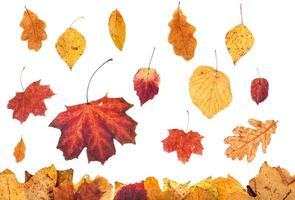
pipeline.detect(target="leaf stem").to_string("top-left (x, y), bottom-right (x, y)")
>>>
top-left (256, 68), bottom-right (261, 78)
top-left (86, 58), bottom-right (113, 103)
top-left (240, 3), bottom-right (244, 24)
top-left (186, 110), bottom-right (190, 132)
top-left (20, 66), bottom-right (26, 91)
top-left (70, 16), bottom-right (84, 28)
top-left (214, 50), bottom-right (218, 72)
top-left (148, 47), bottom-right (156, 68)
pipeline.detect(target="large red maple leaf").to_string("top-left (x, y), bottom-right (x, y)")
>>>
top-left (162, 129), bottom-right (204, 163)
top-left (49, 95), bottom-right (137, 164)
top-left (7, 80), bottom-right (54, 123)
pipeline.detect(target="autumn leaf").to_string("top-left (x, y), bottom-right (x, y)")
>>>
top-left (114, 182), bottom-right (148, 200)
top-left (8, 80), bottom-right (54, 123)
top-left (251, 77), bottom-right (269, 105)
top-left (56, 17), bottom-right (86, 70)
top-left (224, 119), bottom-right (277, 162)
top-left (14, 137), bottom-right (26, 163)
top-left (196, 177), bottom-right (219, 199)
top-left (53, 182), bottom-right (74, 200)
top-left (144, 177), bottom-right (176, 200)
top-left (189, 66), bottom-right (232, 118)
top-left (20, 7), bottom-right (47, 51)
top-left (226, 5), bottom-right (254, 65)
top-left (168, 3), bottom-right (197, 61)
top-left (133, 48), bottom-right (160, 105)
top-left (109, 9), bottom-right (126, 50)
top-left (213, 176), bottom-right (245, 200)
top-left (0, 169), bottom-right (26, 199)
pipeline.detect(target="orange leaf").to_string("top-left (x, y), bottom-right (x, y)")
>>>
top-left (13, 137), bottom-right (26, 163)
top-left (20, 7), bottom-right (47, 51)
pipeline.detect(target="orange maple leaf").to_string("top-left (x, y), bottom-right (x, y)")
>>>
top-left (8, 80), bottom-right (54, 123)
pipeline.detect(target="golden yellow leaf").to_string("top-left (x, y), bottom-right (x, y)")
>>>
top-left (225, 24), bottom-right (254, 65)
top-left (20, 7), bottom-right (47, 51)
top-left (144, 177), bottom-right (176, 200)
top-left (224, 119), bottom-right (277, 162)
top-left (109, 9), bottom-right (126, 51)
top-left (196, 177), bottom-right (218, 199)
top-left (0, 169), bottom-right (26, 200)
top-left (13, 137), bottom-right (26, 163)
top-left (189, 66), bottom-right (232, 118)
top-left (226, 191), bottom-right (253, 200)
top-left (213, 176), bottom-right (245, 200)
top-left (56, 22), bottom-right (86, 70)
top-left (185, 187), bottom-right (215, 200)
top-left (163, 178), bottom-right (191, 198)
top-left (168, 4), bottom-right (197, 61)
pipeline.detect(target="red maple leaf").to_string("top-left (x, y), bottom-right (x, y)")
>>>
top-left (7, 80), bottom-right (54, 123)
top-left (251, 78), bottom-right (269, 105)
top-left (133, 68), bottom-right (160, 106)
top-left (114, 182), bottom-right (147, 200)
top-left (49, 95), bottom-right (137, 164)
top-left (162, 129), bottom-right (204, 163)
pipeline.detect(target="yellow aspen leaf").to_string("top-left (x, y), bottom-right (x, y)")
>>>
top-left (56, 18), bottom-right (86, 70)
top-left (13, 137), bottom-right (26, 163)
top-left (224, 119), bottom-right (277, 162)
top-left (213, 176), bottom-right (245, 200)
top-left (20, 7), bottom-right (47, 51)
top-left (168, 4), bottom-right (197, 61)
top-left (109, 9), bottom-right (126, 50)
top-left (189, 66), bottom-right (232, 118)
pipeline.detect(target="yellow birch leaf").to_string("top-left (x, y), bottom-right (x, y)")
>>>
top-left (56, 19), bottom-right (86, 70)
top-left (109, 9), bottom-right (126, 50)
top-left (13, 137), bottom-right (26, 163)
top-left (189, 66), bottom-right (232, 118)
top-left (168, 4), bottom-right (197, 61)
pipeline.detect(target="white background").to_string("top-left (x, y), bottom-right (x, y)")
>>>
top-left (0, 0), bottom-right (294, 187)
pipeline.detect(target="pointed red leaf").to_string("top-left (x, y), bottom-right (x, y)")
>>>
top-left (162, 129), bottom-right (204, 163)
top-left (7, 80), bottom-right (54, 123)
top-left (114, 182), bottom-right (147, 200)
top-left (49, 95), bottom-right (137, 164)
top-left (133, 68), bottom-right (160, 105)
top-left (251, 78), bottom-right (269, 105)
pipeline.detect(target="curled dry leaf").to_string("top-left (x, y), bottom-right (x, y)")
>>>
top-left (109, 9), bottom-right (126, 51)
top-left (224, 119), bottom-right (277, 162)
top-left (20, 7), bottom-right (47, 51)
top-left (56, 26), bottom-right (86, 70)
top-left (189, 66), bottom-right (232, 118)
top-left (226, 24), bottom-right (254, 65)
top-left (133, 68), bottom-right (160, 105)
top-left (7, 80), bottom-right (55, 123)
top-left (168, 5), bottom-right (197, 61)
top-left (49, 95), bottom-right (137, 164)
top-left (251, 78), bottom-right (269, 105)
top-left (162, 129), bottom-right (204, 163)
top-left (14, 137), bottom-right (26, 163)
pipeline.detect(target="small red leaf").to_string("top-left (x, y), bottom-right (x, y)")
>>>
top-left (133, 68), bottom-right (160, 106)
top-left (251, 78), bottom-right (269, 105)
top-left (114, 182), bottom-right (147, 200)
top-left (7, 80), bottom-right (54, 123)
top-left (162, 129), bottom-right (204, 163)
top-left (49, 95), bottom-right (137, 164)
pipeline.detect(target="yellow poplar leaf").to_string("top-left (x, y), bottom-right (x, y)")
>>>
top-left (109, 9), bottom-right (126, 50)
top-left (168, 5), bottom-right (197, 61)
top-left (225, 24), bottom-right (254, 65)
top-left (13, 137), bottom-right (26, 163)
top-left (189, 66), bottom-right (232, 118)
top-left (213, 175), bottom-right (244, 200)
top-left (196, 177), bottom-right (219, 199)
top-left (56, 27), bottom-right (86, 70)
top-left (0, 169), bottom-right (26, 200)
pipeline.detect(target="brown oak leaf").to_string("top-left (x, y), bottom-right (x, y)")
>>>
top-left (224, 119), bottom-right (277, 162)
top-left (49, 95), bottom-right (137, 164)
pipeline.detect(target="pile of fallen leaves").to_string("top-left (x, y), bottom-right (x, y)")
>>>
top-left (0, 162), bottom-right (294, 200)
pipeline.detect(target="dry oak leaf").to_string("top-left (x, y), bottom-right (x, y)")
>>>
top-left (0, 169), bottom-right (26, 200)
top-left (114, 181), bottom-right (148, 200)
top-left (109, 9), bottom-right (126, 51)
top-left (14, 137), bottom-right (26, 163)
top-left (56, 25), bottom-right (86, 70)
top-left (224, 119), bottom-right (277, 162)
top-left (162, 129), bottom-right (204, 163)
top-left (49, 95), bottom-right (137, 164)
top-left (8, 80), bottom-right (54, 123)
top-left (20, 7), bottom-right (47, 51)
top-left (226, 24), bottom-right (254, 65)
top-left (251, 78), bottom-right (269, 105)
top-left (248, 162), bottom-right (295, 200)
top-left (189, 66), bottom-right (232, 118)
top-left (168, 5), bottom-right (197, 61)
top-left (133, 68), bottom-right (160, 105)
top-left (213, 176), bottom-right (245, 200)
